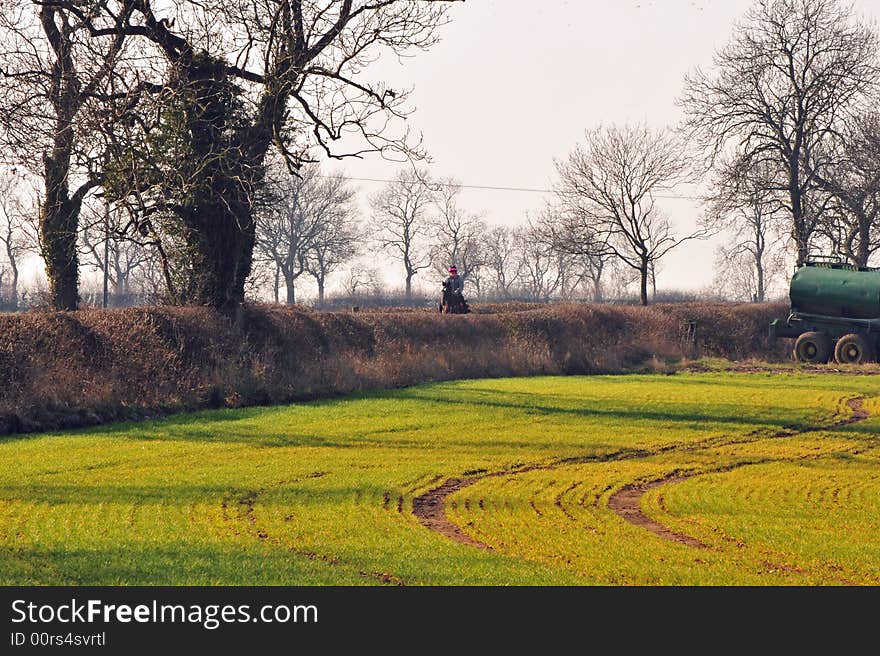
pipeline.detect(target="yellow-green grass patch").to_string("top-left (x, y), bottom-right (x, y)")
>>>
top-left (1, 372), bottom-right (879, 585)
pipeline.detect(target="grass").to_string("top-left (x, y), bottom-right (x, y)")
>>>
top-left (1, 369), bottom-right (879, 585)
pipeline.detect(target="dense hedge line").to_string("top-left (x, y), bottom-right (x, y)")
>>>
top-left (0, 301), bottom-right (790, 435)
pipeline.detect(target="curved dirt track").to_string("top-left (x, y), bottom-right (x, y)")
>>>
top-left (608, 397), bottom-right (869, 545)
top-left (411, 477), bottom-right (489, 549)
top-left (412, 396), bottom-right (871, 554)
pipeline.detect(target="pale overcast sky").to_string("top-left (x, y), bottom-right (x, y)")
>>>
top-left (334, 0), bottom-right (880, 297)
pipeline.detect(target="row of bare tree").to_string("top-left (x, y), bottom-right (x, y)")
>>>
top-left (369, 0), bottom-right (880, 308)
top-left (1, 0), bottom-right (878, 312)
top-left (368, 167), bottom-right (640, 303)
top-left (543, 0), bottom-right (880, 306)
top-left (0, 156), bottom-right (661, 308)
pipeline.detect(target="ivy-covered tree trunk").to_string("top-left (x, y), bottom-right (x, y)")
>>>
top-left (181, 197), bottom-right (256, 315)
top-left (39, 6), bottom-right (83, 311)
top-left (41, 153), bottom-right (81, 311)
top-left (162, 53), bottom-right (266, 315)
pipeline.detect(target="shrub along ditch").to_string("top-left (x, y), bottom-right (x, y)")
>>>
top-left (0, 301), bottom-right (789, 435)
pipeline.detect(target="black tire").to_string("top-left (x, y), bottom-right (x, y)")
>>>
top-left (834, 333), bottom-right (874, 365)
top-left (793, 331), bottom-right (831, 364)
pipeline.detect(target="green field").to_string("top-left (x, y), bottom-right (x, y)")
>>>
top-left (1, 370), bottom-right (879, 585)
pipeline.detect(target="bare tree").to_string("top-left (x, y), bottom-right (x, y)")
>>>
top-left (304, 176), bottom-right (361, 306)
top-left (565, 252), bottom-right (609, 302)
top-left (0, 170), bottom-right (39, 309)
top-left (371, 168), bottom-right (434, 300)
top-left (428, 178), bottom-right (486, 291)
top-left (679, 0), bottom-right (880, 267)
top-left (514, 218), bottom-right (564, 302)
top-left (811, 112), bottom-right (880, 266)
top-left (80, 200), bottom-right (151, 306)
top-left (341, 265), bottom-right (380, 298)
top-left (702, 158), bottom-right (788, 302)
top-left (554, 123), bottom-right (704, 306)
top-left (255, 165), bottom-right (358, 304)
top-left (538, 198), bottom-right (613, 303)
top-left (128, 248), bottom-right (172, 305)
top-left (0, 2), bottom-right (136, 310)
top-left (481, 224), bottom-right (522, 300)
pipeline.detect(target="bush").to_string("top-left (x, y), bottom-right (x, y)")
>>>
top-left (0, 300), bottom-right (791, 435)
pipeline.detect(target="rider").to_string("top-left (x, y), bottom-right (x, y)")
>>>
top-left (445, 265), bottom-right (464, 296)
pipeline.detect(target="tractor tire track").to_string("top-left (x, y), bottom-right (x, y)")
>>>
top-left (223, 475), bottom-right (406, 586)
top-left (412, 447), bottom-right (664, 549)
top-left (412, 477), bottom-right (488, 549)
top-left (608, 397), bottom-right (869, 545)
top-left (412, 396), bottom-right (871, 566)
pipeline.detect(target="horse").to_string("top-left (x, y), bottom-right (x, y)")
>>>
top-left (439, 279), bottom-right (470, 314)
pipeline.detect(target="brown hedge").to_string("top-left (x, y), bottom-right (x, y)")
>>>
top-left (0, 300), bottom-right (791, 435)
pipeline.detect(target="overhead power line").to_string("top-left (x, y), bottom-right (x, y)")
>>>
top-left (317, 174), bottom-right (702, 201)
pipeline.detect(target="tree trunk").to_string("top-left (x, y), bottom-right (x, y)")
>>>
top-left (38, 6), bottom-right (83, 311)
top-left (592, 275), bottom-right (602, 303)
top-left (405, 271), bottom-right (413, 300)
top-left (4, 246), bottom-right (19, 310)
top-left (755, 257), bottom-right (765, 303)
top-left (856, 217), bottom-right (870, 268)
top-left (41, 161), bottom-right (80, 311)
top-left (316, 275), bottom-right (325, 306)
top-left (639, 260), bottom-right (649, 306)
top-left (284, 272), bottom-right (295, 304)
top-left (181, 199), bottom-right (256, 314)
top-left (789, 159), bottom-right (811, 266)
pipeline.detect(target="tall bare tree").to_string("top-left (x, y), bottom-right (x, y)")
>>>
top-left (0, 2), bottom-right (133, 310)
top-left (538, 199), bottom-right (613, 303)
top-left (428, 178), bottom-right (485, 292)
top-left (79, 201), bottom-right (150, 305)
top-left (514, 217), bottom-right (565, 302)
top-left (679, 0), bottom-right (880, 267)
top-left (554, 123), bottom-right (703, 306)
top-left (811, 112), bottom-right (880, 266)
top-left (340, 264), bottom-right (380, 298)
top-left (481, 224), bottom-right (521, 300)
top-left (303, 176), bottom-right (361, 306)
top-left (702, 158), bottom-right (788, 302)
top-left (371, 168), bottom-right (434, 300)
top-left (0, 170), bottom-right (39, 310)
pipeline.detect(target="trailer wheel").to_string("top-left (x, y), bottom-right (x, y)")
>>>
top-left (834, 333), bottom-right (874, 365)
top-left (793, 331), bottom-right (831, 363)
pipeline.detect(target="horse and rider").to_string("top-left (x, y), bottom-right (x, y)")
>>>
top-left (439, 265), bottom-right (470, 314)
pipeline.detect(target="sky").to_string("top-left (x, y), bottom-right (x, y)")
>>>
top-left (325, 0), bottom-right (880, 298)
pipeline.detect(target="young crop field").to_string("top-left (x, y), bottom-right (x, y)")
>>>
top-left (1, 370), bottom-right (879, 586)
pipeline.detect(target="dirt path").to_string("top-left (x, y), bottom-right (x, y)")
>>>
top-left (411, 448), bottom-right (651, 550)
top-left (412, 396), bottom-right (870, 554)
top-left (411, 477), bottom-right (489, 549)
top-left (609, 397), bottom-right (869, 544)
top-left (607, 477), bottom-right (708, 548)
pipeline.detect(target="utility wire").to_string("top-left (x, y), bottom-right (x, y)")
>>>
top-left (317, 174), bottom-right (703, 201)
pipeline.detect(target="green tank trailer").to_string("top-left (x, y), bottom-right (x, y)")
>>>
top-left (769, 257), bottom-right (880, 364)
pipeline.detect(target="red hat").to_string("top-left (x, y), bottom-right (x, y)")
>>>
top-left (448, 266), bottom-right (457, 272)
